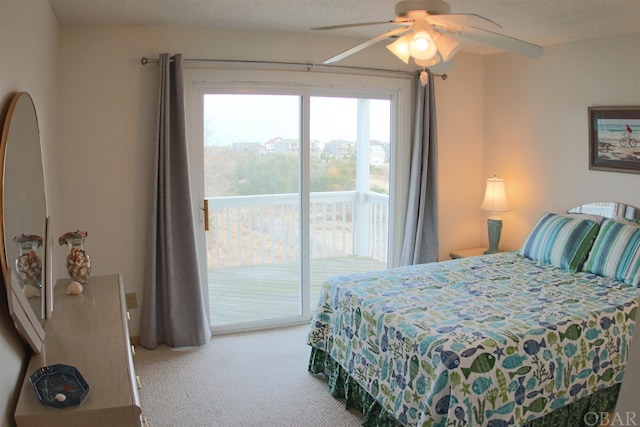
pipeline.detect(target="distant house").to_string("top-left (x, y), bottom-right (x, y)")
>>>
top-left (323, 140), bottom-right (355, 158)
top-left (233, 142), bottom-right (262, 153)
top-left (262, 137), bottom-right (321, 157)
top-left (370, 145), bottom-right (386, 165)
top-left (273, 139), bottom-right (298, 154)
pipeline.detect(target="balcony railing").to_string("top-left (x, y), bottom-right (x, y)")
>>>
top-left (206, 191), bottom-right (388, 269)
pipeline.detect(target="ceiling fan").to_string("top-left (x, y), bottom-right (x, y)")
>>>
top-left (312, 0), bottom-right (543, 66)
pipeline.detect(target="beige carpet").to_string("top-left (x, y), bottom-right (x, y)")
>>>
top-left (135, 324), bottom-right (364, 427)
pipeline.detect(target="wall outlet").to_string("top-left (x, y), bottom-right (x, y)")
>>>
top-left (125, 292), bottom-right (138, 309)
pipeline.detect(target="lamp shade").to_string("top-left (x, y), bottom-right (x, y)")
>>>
top-left (386, 35), bottom-right (412, 64)
top-left (414, 53), bottom-right (441, 67)
top-left (408, 23), bottom-right (438, 61)
top-left (480, 176), bottom-right (511, 213)
top-left (433, 32), bottom-right (461, 62)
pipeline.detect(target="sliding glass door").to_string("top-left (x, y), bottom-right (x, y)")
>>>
top-left (308, 96), bottom-right (390, 309)
top-left (195, 84), bottom-right (394, 333)
top-left (203, 94), bottom-right (302, 328)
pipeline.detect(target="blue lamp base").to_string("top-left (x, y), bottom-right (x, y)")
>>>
top-left (484, 218), bottom-right (503, 254)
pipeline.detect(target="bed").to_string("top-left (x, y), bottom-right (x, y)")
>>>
top-left (307, 207), bottom-right (640, 426)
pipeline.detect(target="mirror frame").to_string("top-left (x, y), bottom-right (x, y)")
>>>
top-left (0, 92), bottom-right (48, 353)
top-left (568, 201), bottom-right (640, 221)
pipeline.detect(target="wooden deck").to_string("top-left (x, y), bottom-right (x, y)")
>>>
top-left (208, 256), bottom-right (386, 326)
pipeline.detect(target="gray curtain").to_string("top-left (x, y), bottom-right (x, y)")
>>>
top-left (399, 72), bottom-right (439, 265)
top-left (140, 53), bottom-right (211, 349)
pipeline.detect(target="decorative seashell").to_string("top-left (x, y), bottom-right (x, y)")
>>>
top-left (54, 393), bottom-right (66, 402)
top-left (66, 281), bottom-right (84, 295)
top-left (66, 249), bottom-right (91, 284)
top-left (23, 284), bottom-right (41, 299)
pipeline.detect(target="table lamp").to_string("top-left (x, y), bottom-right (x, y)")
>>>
top-left (480, 176), bottom-right (510, 254)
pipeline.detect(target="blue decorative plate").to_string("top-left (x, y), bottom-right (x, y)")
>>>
top-left (29, 364), bottom-right (90, 408)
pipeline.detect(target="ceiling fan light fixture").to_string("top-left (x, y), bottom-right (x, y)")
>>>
top-left (317, 0), bottom-right (543, 66)
top-left (433, 31), bottom-right (461, 62)
top-left (414, 53), bottom-right (441, 67)
top-left (386, 35), bottom-right (412, 64)
top-left (409, 29), bottom-right (438, 60)
top-left (434, 33), bottom-right (461, 62)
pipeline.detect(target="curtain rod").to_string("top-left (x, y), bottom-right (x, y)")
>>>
top-left (139, 57), bottom-right (448, 80)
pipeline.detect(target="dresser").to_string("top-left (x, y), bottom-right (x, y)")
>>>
top-left (14, 274), bottom-right (144, 427)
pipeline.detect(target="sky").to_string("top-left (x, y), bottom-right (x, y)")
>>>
top-left (204, 94), bottom-right (391, 146)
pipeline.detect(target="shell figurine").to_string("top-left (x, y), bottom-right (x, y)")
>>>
top-left (23, 284), bottom-right (41, 299)
top-left (66, 280), bottom-right (84, 295)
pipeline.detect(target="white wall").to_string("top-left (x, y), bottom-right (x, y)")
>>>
top-left (484, 34), bottom-right (640, 251)
top-left (56, 26), bottom-right (640, 334)
top-left (0, 1), bottom-right (59, 425)
top-left (435, 53), bottom-right (486, 254)
top-left (55, 25), bottom-right (485, 336)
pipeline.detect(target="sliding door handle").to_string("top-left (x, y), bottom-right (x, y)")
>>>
top-left (203, 199), bottom-right (209, 231)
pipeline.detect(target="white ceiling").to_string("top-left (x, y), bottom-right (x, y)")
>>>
top-left (49, 0), bottom-right (640, 55)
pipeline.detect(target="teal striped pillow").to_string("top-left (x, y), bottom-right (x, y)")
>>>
top-left (517, 212), bottom-right (600, 272)
top-left (583, 219), bottom-right (640, 286)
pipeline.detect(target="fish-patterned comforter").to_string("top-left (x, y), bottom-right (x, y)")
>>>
top-left (307, 252), bottom-right (639, 426)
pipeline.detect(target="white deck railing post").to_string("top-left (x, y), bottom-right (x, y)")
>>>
top-left (355, 99), bottom-right (371, 258)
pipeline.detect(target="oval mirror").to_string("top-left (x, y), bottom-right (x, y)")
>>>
top-left (0, 92), bottom-right (48, 353)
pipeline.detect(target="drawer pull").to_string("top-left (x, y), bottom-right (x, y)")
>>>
top-left (131, 344), bottom-right (136, 356)
top-left (136, 375), bottom-right (142, 389)
top-left (127, 311), bottom-right (131, 321)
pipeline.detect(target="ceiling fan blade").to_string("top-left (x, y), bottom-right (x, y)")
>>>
top-left (323, 26), bottom-right (412, 64)
top-left (428, 13), bottom-right (501, 30)
top-left (312, 21), bottom-right (402, 31)
top-left (457, 26), bottom-right (543, 58)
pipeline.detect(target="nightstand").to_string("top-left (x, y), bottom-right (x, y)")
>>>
top-left (449, 247), bottom-right (488, 259)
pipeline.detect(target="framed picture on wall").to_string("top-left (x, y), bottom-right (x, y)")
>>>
top-left (589, 106), bottom-right (640, 174)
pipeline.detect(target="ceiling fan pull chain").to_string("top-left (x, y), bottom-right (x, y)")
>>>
top-left (419, 68), bottom-right (429, 86)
